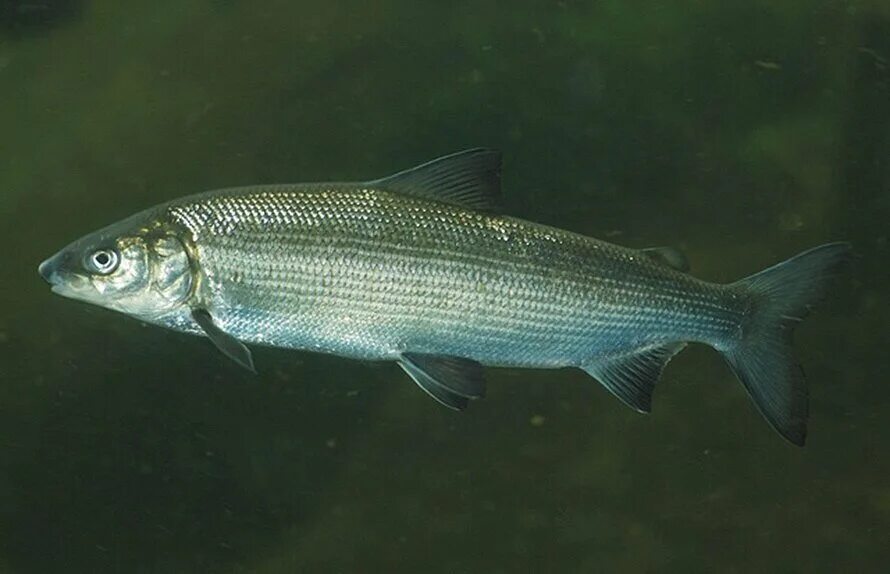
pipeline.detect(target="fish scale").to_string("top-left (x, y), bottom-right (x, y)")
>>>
top-left (166, 184), bottom-right (739, 366)
top-left (39, 148), bottom-right (851, 444)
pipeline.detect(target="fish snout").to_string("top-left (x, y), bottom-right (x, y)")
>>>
top-left (38, 251), bottom-right (66, 285)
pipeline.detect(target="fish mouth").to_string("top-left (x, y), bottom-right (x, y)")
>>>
top-left (37, 258), bottom-right (55, 285)
top-left (38, 253), bottom-right (63, 285)
top-left (50, 284), bottom-right (73, 296)
top-left (46, 274), bottom-right (93, 301)
top-left (38, 252), bottom-right (90, 298)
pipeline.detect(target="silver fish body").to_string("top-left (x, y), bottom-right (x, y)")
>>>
top-left (162, 185), bottom-right (738, 365)
top-left (38, 149), bottom-right (850, 445)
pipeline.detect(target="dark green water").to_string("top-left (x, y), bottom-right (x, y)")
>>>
top-left (1, 1), bottom-right (887, 572)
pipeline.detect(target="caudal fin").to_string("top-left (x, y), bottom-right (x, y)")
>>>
top-left (724, 242), bottom-right (852, 446)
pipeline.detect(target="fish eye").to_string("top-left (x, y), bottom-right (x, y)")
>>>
top-left (86, 249), bottom-right (120, 275)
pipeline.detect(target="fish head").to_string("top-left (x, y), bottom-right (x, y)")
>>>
top-left (38, 213), bottom-right (194, 321)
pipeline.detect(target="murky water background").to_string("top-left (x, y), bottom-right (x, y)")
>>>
top-left (1, 1), bottom-right (887, 572)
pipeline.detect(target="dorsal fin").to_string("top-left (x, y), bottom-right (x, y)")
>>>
top-left (641, 246), bottom-right (690, 272)
top-left (370, 148), bottom-right (502, 213)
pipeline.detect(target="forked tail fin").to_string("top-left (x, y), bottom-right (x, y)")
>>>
top-left (724, 242), bottom-right (852, 446)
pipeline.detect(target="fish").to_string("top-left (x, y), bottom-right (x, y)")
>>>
top-left (38, 149), bottom-right (851, 445)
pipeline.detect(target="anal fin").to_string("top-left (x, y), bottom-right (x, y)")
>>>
top-left (398, 353), bottom-right (486, 410)
top-left (581, 342), bottom-right (686, 413)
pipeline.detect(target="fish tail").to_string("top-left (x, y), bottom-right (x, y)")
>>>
top-left (722, 242), bottom-right (852, 446)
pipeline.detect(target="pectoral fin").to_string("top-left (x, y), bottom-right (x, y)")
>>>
top-left (398, 353), bottom-right (486, 410)
top-left (191, 308), bottom-right (256, 373)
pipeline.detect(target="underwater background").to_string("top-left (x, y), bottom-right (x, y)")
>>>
top-left (1, 0), bottom-right (888, 572)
